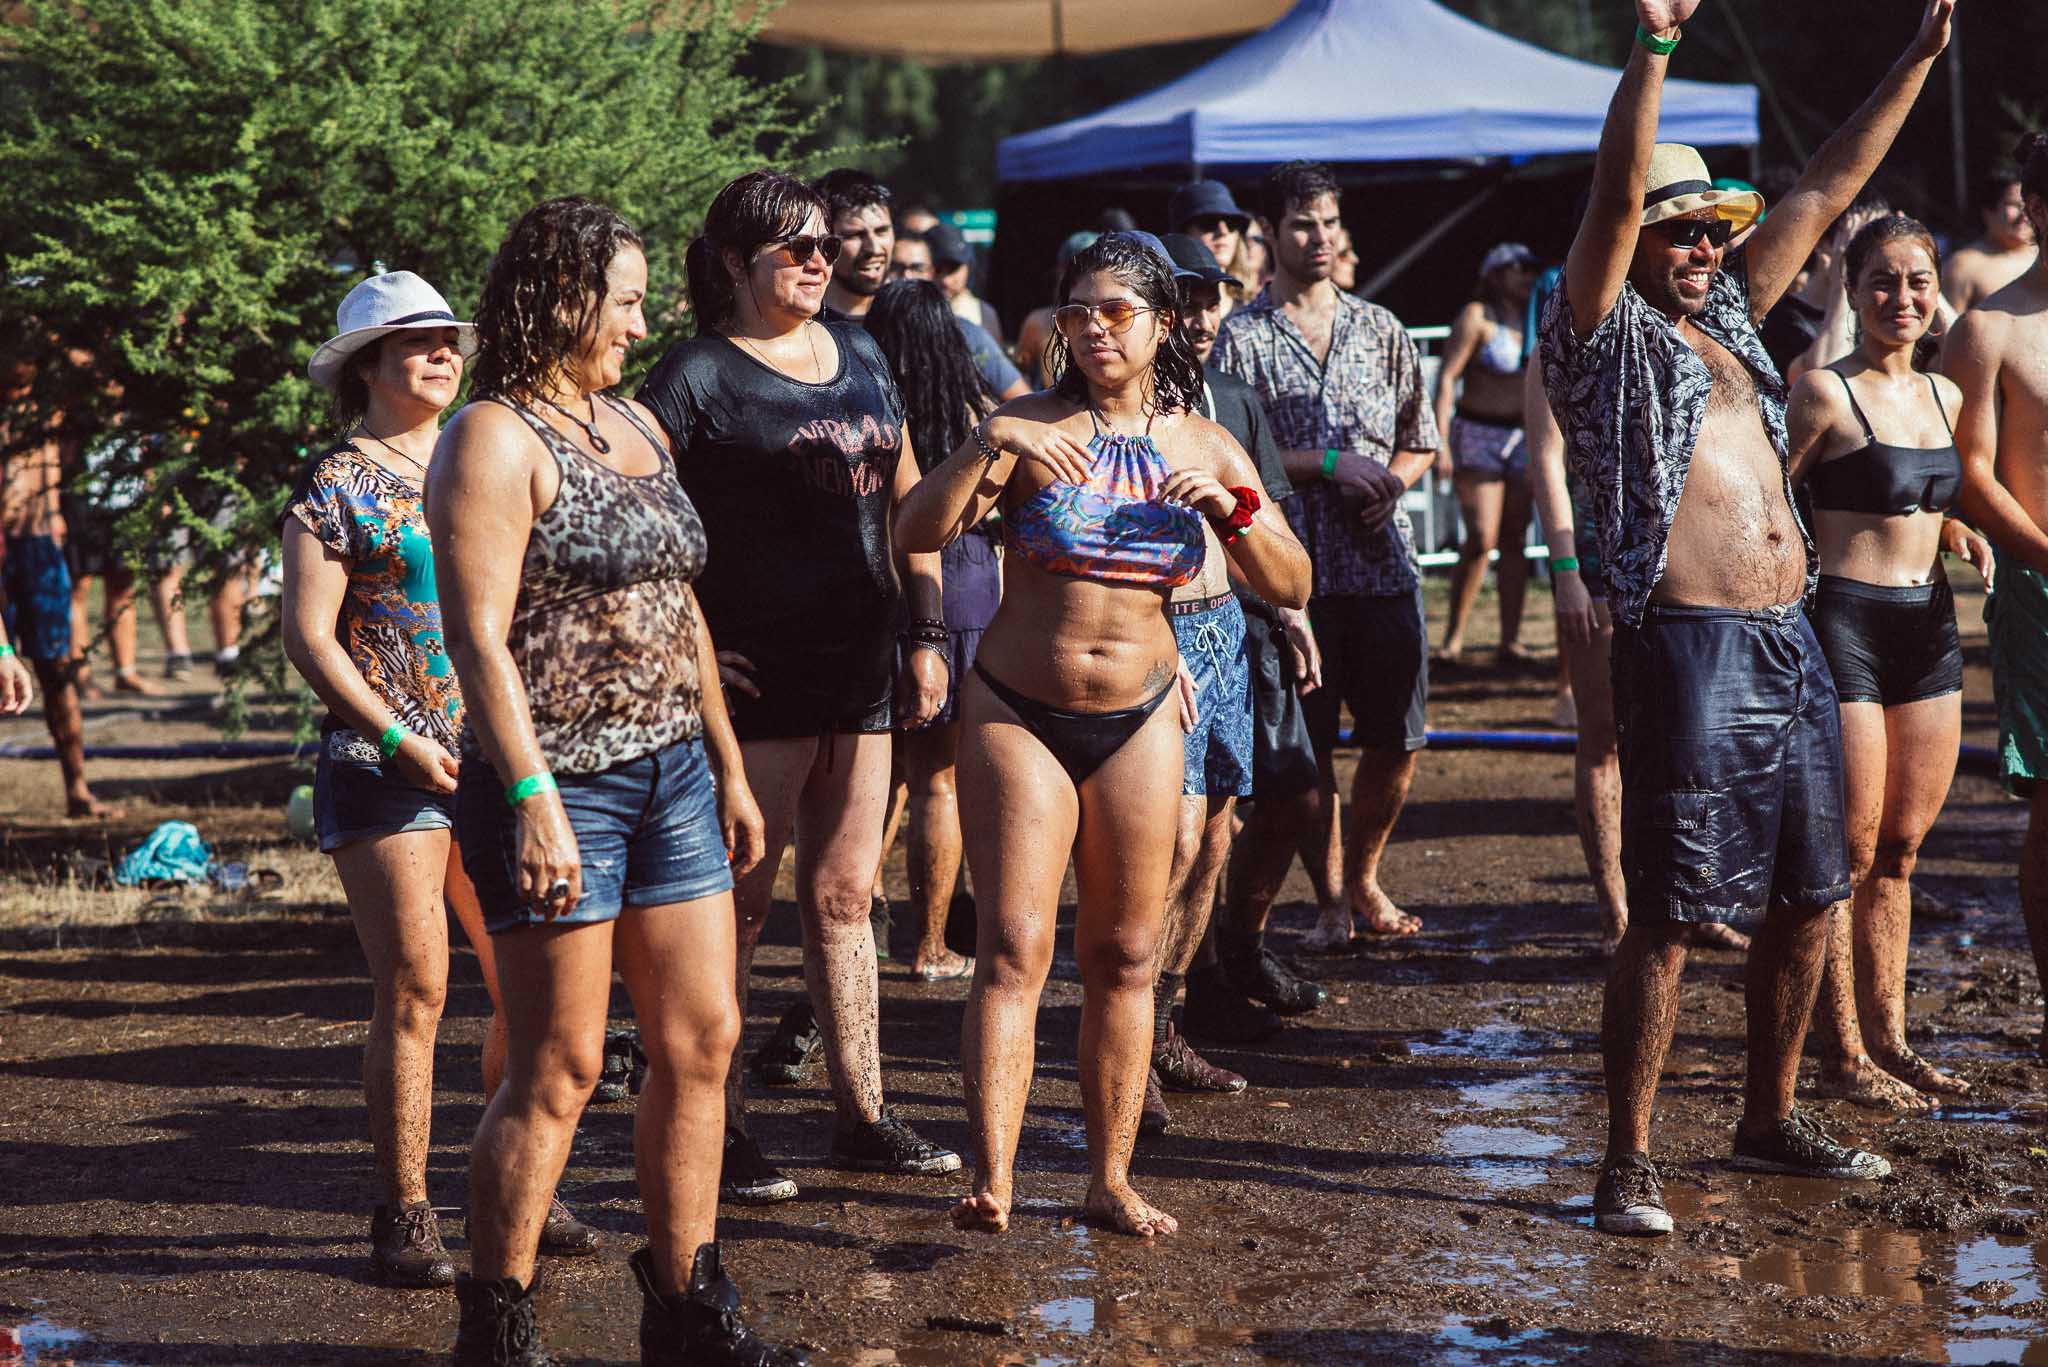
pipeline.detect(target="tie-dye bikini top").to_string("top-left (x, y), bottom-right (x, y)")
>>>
top-left (1002, 413), bottom-right (1205, 588)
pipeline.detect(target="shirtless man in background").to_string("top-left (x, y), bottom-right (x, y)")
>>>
top-left (1543, 0), bottom-right (1953, 1236)
top-left (1945, 169), bottom-right (2037, 316)
top-left (1947, 133), bottom-right (2048, 1059)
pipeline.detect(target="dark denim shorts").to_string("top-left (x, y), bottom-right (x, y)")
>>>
top-left (1240, 596), bottom-right (1321, 802)
top-left (314, 729), bottom-right (454, 853)
top-left (1173, 592), bottom-right (1253, 797)
top-left (1611, 603), bottom-right (1851, 926)
top-left (456, 735), bottom-right (734, 934)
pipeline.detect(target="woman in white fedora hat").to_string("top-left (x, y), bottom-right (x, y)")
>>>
top-left (282, 270), bottom-right (597, 1289)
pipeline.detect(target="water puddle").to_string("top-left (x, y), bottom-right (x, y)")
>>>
top-left (1412, 1025), bottom-right (1567, 1060)
top-left (1438, 1123), bottom-right (1566, 1189)
top-left (2, 1317), bottom-right (126, 1365)
top-left (1433, 1314), bottom-right (1559, 1365)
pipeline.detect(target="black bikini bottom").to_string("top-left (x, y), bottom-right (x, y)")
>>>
top-left (972, 662), bottom-right (1173, 785)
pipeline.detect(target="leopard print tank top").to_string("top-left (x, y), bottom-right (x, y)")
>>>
top-left (470, 396), bottom-right (708, 776)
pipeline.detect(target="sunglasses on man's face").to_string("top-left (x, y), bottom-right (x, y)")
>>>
top-left (1655, 217), bottom-right (1736, 250)
top-left (1054, 300), bottom-right (1159, 336)
top-left (767, 233), bottom-right (844, 267)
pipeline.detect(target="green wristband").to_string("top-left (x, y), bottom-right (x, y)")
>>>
top-left (1635, 24), bottom-right (1680, 55)
top-left (506, 771), bottom-right (558, 808)
top-left (378, 724), bottom-right (409, 760)
top-left (1322, 448), bottom-right (1340, 477)
top-left (1551, 556), bottom-right (1580, 573)
top-left (0, 643), bottom-right (14, 659)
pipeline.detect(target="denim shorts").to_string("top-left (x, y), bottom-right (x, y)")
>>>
top-left (456, 735), bottom-right (734, 934)
top-left (314, 729), bottom-right (454, 853)
top-left (1611, 603), bottom-right (1851, 926)
top-left (1173, 592), bottom-right (1253, 797)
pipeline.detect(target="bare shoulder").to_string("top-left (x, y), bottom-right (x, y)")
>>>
top-left (1942, 303), bottom-right (2012, 370)
top-left (991, 389), bottom-right (1084, 428)
top-left (618, 395), bottom-right (672, 451)
top-left (435, 400), bottom-right (543, 480)
top-left (1786, 366), bottom-right (1853, 429)
top-left (1167, 411), bottom-right (1250, 474)
top-left (1929, 370), bottom-right (1964, 415)
top-left (1451, 300), bottom-right (1489, 335)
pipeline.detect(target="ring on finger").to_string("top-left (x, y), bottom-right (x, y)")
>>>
top-left (545, 877), bottom-right (571, 903)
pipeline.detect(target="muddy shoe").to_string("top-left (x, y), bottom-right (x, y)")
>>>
top-left (368, 1199), bottom-right (454, 1287)
top-left (1593, 1153), bottom-right (1673, 1237)
top-left (1731, 1109), bottom-right (1891, 1180)
top-left (1219, 936), bottom-right (1327, 1016)
top-left (1154, 1024), bottom-right (1247, 1094)
top-left (1139, 1068), bottom-right (1171, 1137)
top-left (632, 1242), bottom-right (809, 1367)
top-left (1181, 961), bottom-right (1282, 1046)
top-left (453, 1271), bottom-right (556, 1366)
top-left (722, 1128), bottom-right (799, 1205)
top-left (749, 1001), bottom-right (821, 1087)
top-left (594, 1026), bottom-right (644, 1104)
top-left (830, 1106), bottom-right (962, 1175)
top-left (538, 1196), bottom-right (600, 1257)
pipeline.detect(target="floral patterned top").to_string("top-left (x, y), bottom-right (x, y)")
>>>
top-left (287, 443), bottom-right (463, 751)
top-left (1538, 254), bottom-right (1815, 629)
top-left (1214, 286), bottom-right (1438, 599)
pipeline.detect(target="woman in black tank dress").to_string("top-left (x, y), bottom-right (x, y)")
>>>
top-left (1787, 215), bottom-right (1992, 1113)
top-left (638, 172), bottom-right (958, 1206)
top-left (429, 197), bottom-right (800, 1366)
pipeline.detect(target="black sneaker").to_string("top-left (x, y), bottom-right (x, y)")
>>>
top-left (368, 1199), bottom-right (454, 1287)
top-left (721, 1128), bottom-right (799, 1205)
top-left (454, 1271), bottom-right (556, 1366)
top-left (1220, 938), bottom-right (1327, 1016)
top-left (594, 1026), bottom-right (645, 1104)
top-left (538, 1196), bottom-right (600, 1257)
top-left (1593, 1152), bottom-right (1674, 1237)
top-left (1731, 1109), bottom-right (1892, 1180)
top-left (633, 1243), bottom-right (809, 1367)
top-left (749, 1002), bottom-right (822, 1087)
top-left (829, 1106), bottom-right (962, 1175)
top-left (1139, 1069), bottom-right (1170, 1138)
top-left (1181, 961), bottom-right (1283, 1045)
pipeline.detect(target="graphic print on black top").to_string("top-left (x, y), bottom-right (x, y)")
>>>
top-left (637, 321), bottom-right (907, 738)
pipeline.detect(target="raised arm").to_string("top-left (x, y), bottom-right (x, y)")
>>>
top-left (1742, 0), bottom-right (1956, 318)
top-left (1946, 310), bottom-right (2048, 574)
top-left (893, 397), bottom-right (1092, 553)
top-left (1564, 0), bottom-right (1700, 338)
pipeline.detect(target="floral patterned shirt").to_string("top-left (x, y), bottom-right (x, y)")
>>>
top-left (1214, 286), bottom-right (1438, 599)
top-left (1538, 254), bottom-right (1815, 629)
top-left (287, 443), bottom-right (463, 750)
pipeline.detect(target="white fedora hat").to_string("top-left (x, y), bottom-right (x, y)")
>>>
top-left (308, 270), bottom-right (477, 390)
top-left (1641, 144), bottom-right (1765, 233)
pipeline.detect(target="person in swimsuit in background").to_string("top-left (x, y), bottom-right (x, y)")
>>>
top-left (1434, 242), bottom-right (1541, 666)
top-left (896, 232), bottom-right (1310, 1239)
top-left (1790, 215), bottom-right (1989, 1113)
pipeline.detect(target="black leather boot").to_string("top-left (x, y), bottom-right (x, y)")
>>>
top-left (451, 1272), bottom-right (555, 1366)
top-left (632, 1243), bottom-right (809, 1367)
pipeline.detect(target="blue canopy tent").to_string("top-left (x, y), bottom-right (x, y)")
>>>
top-left (996, 0), bottom-right (1759, 180)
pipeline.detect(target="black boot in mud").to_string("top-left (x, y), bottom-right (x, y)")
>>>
top-left (633, 1243), bottom-right (810, 1367)
top-left (1154, 1023), bottom-right (1248, 1094)
top-left (1593, 1152), bottom-right (1673, 1237)
top-left (452, 1272), bottom-right (556, 1367)
top-left (1731, 1109), bottom-right (1892, 1180)
top-left (537, 1196), bottom-right (600, 1257)
top-left (1139, 1068), bottom-right (1171, 1137)
top-left (749, 1002), bottom-right (822, 1086)
top-left (1218, 932), bottom-right (1327, 1015)
top-left (593, 1026), bottom-right (644, 1103)
top-left (1181, 960), bottom-right (1283, 1045)
top-left (368, 1200), bottom-right (454, 1288)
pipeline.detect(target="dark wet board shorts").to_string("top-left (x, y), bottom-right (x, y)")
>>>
top-left (313, 729), bottom-right (455, 853)
top-left (457, 735), bottom-right (734, 933)
top-left (1239, 595), bottom-right (1320, 802)
top-left (1303, 588), bottom-right (1428, 754)
top-left (2, 534), bottom-right (73, 662)
top-left (1611, 603), bottom-right (1850, 926)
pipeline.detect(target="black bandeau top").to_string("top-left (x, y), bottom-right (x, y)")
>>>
top-left (1805, 368), bottom-right (1960, 518)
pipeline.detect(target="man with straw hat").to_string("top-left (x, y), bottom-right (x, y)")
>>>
top-left (1540, 0), bottom-right (1958, 1239)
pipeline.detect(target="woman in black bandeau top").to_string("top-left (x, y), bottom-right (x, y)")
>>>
top-left (1787, 214), bottom-right (1991, 1115)
top-left (429, 197), bottom-right (800, 1367)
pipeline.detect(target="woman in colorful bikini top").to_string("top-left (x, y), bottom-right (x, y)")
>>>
top-left (896, 231), bottom-right (1311, 1244)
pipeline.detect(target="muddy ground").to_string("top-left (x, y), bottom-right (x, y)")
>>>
top-left (1, 581), bottom-right (2045, 1365)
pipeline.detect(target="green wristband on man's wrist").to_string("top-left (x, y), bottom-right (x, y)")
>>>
top-left (1551, 556), bottom-right (1580, 574)
top-left (506, 771), bottom-right (558, 808)
top-left (0, 643), bottom-right (15, 659)
top-left (378, 724), bottom-right (409, 760)
top-left (1635, 24), bottom-right (1680, 55)
top-left (1322, 448), bottom-right (1340, 478)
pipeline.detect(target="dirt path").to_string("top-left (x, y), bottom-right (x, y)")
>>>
top-left (2, 596), bottom-right (2044, 1365)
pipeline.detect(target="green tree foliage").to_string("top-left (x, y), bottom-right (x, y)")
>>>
top-left (0, 0), bottom-right (816, 721)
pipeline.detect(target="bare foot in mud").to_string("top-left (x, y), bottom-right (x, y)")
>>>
top-left (1353, 886), bottom-right (1421, 937)
top-left (1302, 903), bottom-right (1353, 954)
top-left (1684, 922), bottom-right (1750, 952)
top-left (1082, 1179), bottom-right (1178, 1238)
top-left (1816, 1057), bottom-right (1934, 1112)
top-left (952, 1183), bottom-right (1011, 1233)
top-left (1873, 1047), bottom-right (1969, 1097)
top-left (65, 793), bottom-right (124, 820)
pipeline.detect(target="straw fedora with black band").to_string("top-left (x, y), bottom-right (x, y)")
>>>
top-left (1641, 145), bottom-right (1765, 233)
top-left (307, 271), bottom-right (478, 391)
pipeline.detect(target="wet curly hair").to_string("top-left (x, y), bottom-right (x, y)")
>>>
top-left (471, 197), bottom-right (644, 402)
top-left (1046, 233), bottom-right (1204, 417)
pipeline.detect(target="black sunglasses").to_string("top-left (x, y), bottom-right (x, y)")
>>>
top-left (767, 233), bottom-right (844, 266)
top-left (1654, 217), bottom-right (1736, 250)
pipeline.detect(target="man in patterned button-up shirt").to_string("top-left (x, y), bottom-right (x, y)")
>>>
top-left (1542, 0), bottom-right (1956, 1241)
top-left (1215, 161), bottom-right (1439, 953)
